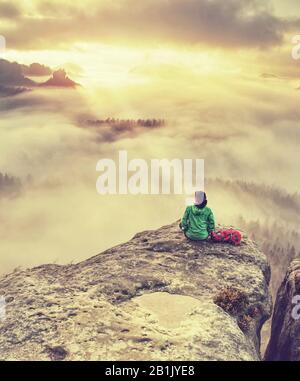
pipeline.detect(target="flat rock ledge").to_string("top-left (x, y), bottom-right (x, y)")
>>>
top-left (0, 222), bottom-right (272, 360)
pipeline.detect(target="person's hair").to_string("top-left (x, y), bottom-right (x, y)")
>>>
top-left (195, 199), bottom-right (207, 209)
top-left (195, 191), bottom-right (207, 209)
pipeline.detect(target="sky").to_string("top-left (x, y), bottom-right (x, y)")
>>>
top-left (1, 0), bottom-right (300, 278)
top-left (1, 0), bottom-right (300, 83)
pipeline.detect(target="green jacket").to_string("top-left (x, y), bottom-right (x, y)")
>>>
top-left (181, 205), bottom-right (215, 240)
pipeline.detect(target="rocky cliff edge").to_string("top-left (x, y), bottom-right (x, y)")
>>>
top-left (0, 222), bottom-right (272, 360)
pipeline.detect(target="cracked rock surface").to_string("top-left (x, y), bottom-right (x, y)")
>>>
top-left (0, 222), bottom-right (272, 360)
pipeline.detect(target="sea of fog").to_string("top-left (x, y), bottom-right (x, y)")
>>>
top-left (1, 76), bottom-right (300, 299)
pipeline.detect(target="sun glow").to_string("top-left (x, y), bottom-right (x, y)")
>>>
top-left (5, 42), bottom-right (242, 90)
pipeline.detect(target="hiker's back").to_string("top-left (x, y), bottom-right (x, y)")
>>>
top-left (188, 205), bottom-right (211, 239)
top-left (180, 191), bottom-right (215, 241)
top-left (185, 205), bottom-right (213, 240)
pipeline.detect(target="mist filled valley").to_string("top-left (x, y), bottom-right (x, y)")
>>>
top-left (1, 58), bottom-right (300, 302)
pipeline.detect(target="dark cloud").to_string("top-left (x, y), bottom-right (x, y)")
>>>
top-left (0, 1), bottom-right (20, 18)
top-left (0, 85), bottom-right (30, 97)
top-left (22, 62), bottom-right (52, 76)
top-left (134, 0), bottom-right (284, 48)
top-left (0, 93), bottom-right (46, 111)
top-left (2, 0), bottom-right (286, 49)
top-left (0, 59), bottom-right (36, 87)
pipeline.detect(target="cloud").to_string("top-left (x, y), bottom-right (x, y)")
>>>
top-left (0, 85), bottom-right (30, 97)
top-left (22, 62), bottom-right (52, 76)
top-left (1, 0), bottom-right (287, 49)
top-left (0, 59), bottom-right (35, 87)
top-left (0, 1), bottom-right (20, 18)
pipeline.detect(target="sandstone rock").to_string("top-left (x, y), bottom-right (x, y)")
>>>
top-left (265, 259), bottom-right (300, 361)
top-left (0, 222), bottom-right (272, 360)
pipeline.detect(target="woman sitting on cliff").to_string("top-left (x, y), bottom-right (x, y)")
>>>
top-left (180, 191), bottom-right (215, 241)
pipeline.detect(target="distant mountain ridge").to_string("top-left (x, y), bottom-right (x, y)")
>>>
top-left (0, 59), bottom-right (79, 96)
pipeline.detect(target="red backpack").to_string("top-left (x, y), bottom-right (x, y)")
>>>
top-left (210, 229), bottom-right (242, 246)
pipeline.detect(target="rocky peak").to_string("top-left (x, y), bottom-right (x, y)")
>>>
top-left (0, 222), bottom-right (272, 360)
top-left (40, 69), bottom-right (78, 88)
